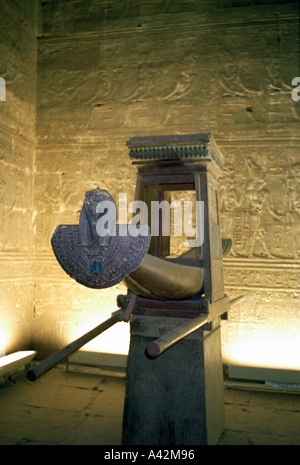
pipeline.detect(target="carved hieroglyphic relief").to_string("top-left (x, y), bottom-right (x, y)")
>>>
top-left (215, 22), bottom-right (300, 136)
top-left (33, 0), bottom-right (300, 364)
top-left (219, 145), bottom-right (300, 260)
top-left (219, 138), bottom-right (300, 369)
top-left (0, 1), bottom-right (38, 355)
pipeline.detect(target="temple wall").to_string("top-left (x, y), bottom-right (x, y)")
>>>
top-left (0, 1), bottom-right (39, 355)
top-left (32, 0), bottom-right (300, 366)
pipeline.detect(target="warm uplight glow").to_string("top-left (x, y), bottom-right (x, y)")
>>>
top-left (67, 313), bottom-right (130, 356)
top-left (82, 322), bottom-right (130, 355)
top-left (0, 331), bottom-right (7, 357)
top-left (66, 285), bottom-right (130, 356)
top-left (0, 351), bottom-right (37, 377)
top-left (222, 327), bottom-right (300, 371)
top-left (0, 321), bottom-right (24, 358)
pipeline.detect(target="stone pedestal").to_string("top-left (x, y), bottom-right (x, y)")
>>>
top-left (122, 315), bottom-right (224, 445)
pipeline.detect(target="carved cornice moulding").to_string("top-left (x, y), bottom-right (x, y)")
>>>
top-left (127, 133), bottom-right (224, 171)
top-left (223, 260), bottom-right (300, 292)
top-left (1, 252), bottom-right (299, 265)
top-left (217, 138), bottom-right (300, 148)
top-left (39, 14), bottom-right (299, 44)
top-left (0, 114), bottom-right (37, 147)
top-left (0, 252), bottom-right (298, 292)
top-left (0, 124), bottom-right (36, 147)
top-left (35, 137), bottom-right (300, 151)
top-left (223, 258), bottom-right (300, 269)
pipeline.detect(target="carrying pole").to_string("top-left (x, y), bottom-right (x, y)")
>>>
top-left (145, 314), bottom-right (209, 359)
top-left (26, 310), bottom-right (124, 382)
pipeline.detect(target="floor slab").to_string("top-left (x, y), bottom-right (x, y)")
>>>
top-left (0, 368), bottom-right (299, 445)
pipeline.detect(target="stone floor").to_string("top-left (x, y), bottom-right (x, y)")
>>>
top-left (0, 367), bottom-right (299, 445)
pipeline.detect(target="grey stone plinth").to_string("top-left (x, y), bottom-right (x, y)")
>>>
top-left (122, 315), bottom-right (224, 445)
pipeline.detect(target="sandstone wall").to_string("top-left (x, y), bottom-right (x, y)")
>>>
top-left (0, 0), bottom-right (39, 355)
top-left (33, 0), bottom-right (300, 366)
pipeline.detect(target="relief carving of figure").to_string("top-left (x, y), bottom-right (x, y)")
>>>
top-left (237, 179), bottom-right (273, 258)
